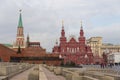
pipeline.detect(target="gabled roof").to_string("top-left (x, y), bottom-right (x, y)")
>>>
top-left (68, 35), bottom-right (77, 42)
top-left (69, 37), bottom-right (76, 42)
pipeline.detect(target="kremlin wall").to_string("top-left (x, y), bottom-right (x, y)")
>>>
top-left (0, 10), bottom-right (120, 65)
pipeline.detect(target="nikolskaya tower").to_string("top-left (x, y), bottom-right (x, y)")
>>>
top-left (13, 10), bottom-right (25, 48)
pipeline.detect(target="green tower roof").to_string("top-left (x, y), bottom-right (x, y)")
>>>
top-left (18, 10), bottom-right (23, 27)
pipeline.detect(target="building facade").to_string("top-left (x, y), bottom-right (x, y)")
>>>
top-left (87, 37), bottom-right (102, 57)
top-left (107, 52), bottom-right (120, 64)
top-left (87, 37), bottom-right (120, 57)
top-left (52, 22), bottom-right (94, 65)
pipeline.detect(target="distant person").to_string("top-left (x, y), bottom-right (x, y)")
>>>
top-left (110, 63), bottom-right (112, 68)
top-left (100, 63), bottom-right (104, 68)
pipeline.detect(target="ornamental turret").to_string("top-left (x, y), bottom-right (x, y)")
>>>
top-left (59, 20), bottom-right (67, 53)
top-left (60, 20), bottom-right (66, 44)
top-left (79, 21), bottom-right (85, 45)
top-left (80, 21), bottom-right (84, 37)
top-left (26, 34), bottom-right (30, 47)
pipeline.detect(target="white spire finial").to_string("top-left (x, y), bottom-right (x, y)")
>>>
top-left (81, 20), bottom-right (82, 26)
top-left (80, 20), bottom-right (83, 29)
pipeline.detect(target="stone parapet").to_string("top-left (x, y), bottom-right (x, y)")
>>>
top-left (0, 62), bottom-right (33, 80)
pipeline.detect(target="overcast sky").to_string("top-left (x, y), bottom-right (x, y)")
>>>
top-left (0, 0), bottom-right (120, 52)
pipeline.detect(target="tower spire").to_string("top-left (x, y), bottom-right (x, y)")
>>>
top-left (27, 34), bottom-right (30, 43)
top-left (62, 20), bottom-right (64, 29)
top-left (61, 20), bottom-right (65, 37)
top-left (60, 20), bottom-right (66, 45)
top-left (26, 34), bottom-right (30, 47)
top-left (13, 10), bottom-right (25, 49)
top-left (79, 20), bottom-right (85, 45)
top-left (18, 9), bottom-right (23, 27)
top-left (80, 20), bottom-right (83, 30)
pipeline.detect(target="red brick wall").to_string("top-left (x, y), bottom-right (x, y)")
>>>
top-left (0, 44), bottom-right (16, 61)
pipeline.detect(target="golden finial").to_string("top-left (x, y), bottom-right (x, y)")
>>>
top-left (19, 9), bottom-right (22, 13)
top-left (62, 20), bottom-right (64, 29)
top-left (81, 20), bottom-right (82, 27)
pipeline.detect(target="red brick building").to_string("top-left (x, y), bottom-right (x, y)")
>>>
top-left (52, 22), bottom-right (94, 65)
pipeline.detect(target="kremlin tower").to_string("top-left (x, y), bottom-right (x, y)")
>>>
top-left (13, 10), bottom-right (25, 49)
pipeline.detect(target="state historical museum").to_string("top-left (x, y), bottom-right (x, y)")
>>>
top-left (53, 22), bottom-right (94, 65)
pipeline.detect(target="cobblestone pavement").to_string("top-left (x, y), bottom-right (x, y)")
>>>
top-left (9, 66), bottom-right (35, 80)
top-left (42, 67), bottom-right (66, 80)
